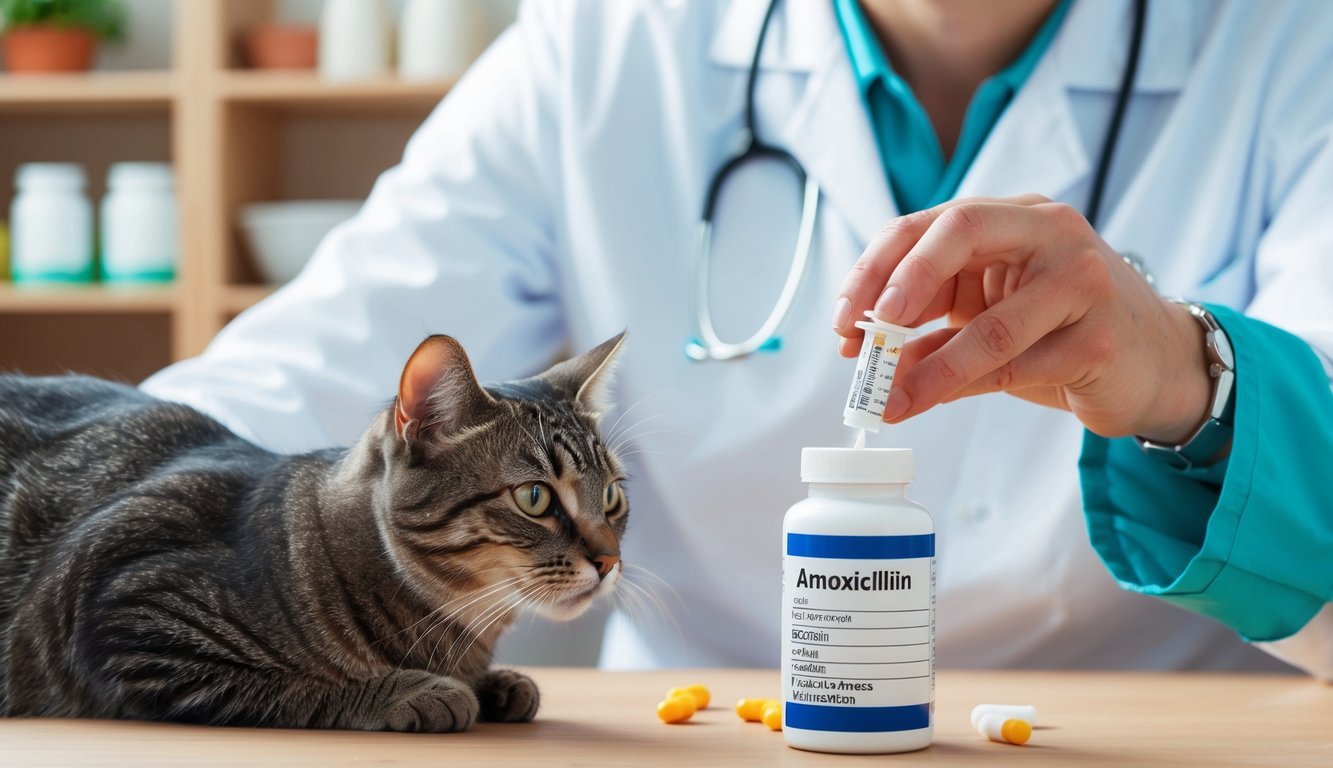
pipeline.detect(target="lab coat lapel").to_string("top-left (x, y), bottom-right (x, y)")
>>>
top-left (709, 0), bottom-right (897, 249)
top-left (707, 0), bottom-right (1195, 247)
top-left (954, 37), bottom-right (1088, 203)
top-left (781, 46), bottom-right (899, 248)
top-left (957, 0), bottom-right (1193, 205)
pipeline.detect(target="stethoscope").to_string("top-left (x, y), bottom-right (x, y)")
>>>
top-left (685, 0), bottom-right (1148, 362)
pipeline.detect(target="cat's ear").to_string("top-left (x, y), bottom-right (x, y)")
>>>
top-left (539, 331), bottom-right (626, 418)
top-left (395, 335), bottom-right (497, 445)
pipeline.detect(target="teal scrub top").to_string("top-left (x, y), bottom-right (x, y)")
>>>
top-left (835, 2), bottom-right (1333, 644)
top-left (834, 0), bottom-right (1072, 214)
top-left (1080, 306), bottom-right (1333, 643)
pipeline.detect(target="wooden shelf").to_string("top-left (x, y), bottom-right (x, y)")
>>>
top-left (0, 283), bottom-right (177, 314)
top-left (218, 72), bottom-right (452, 114)
top-left (0, 71), bottom-right (176, 113)
top-left (220, 284), bottom-right (275, 314)
top-left (0, 0), bottom-right (491, 370)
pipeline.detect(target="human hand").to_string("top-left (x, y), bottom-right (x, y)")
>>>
top-left (832, 196), bottom-right (1212, 442)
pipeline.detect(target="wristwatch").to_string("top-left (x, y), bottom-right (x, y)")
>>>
top-left (1136, 301), bottom-right (1236, 470)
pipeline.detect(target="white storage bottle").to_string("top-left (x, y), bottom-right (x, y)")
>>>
top-left (101, 162), bottom-right (178, 282)
top-left (782, 447), bottom-right (935, 754)
top-left (319, 0), bottom-right (392, 82)
top-left (399, 0), bottom-right (488, 81)
top-left (10, 163), bottom-right (93, 283)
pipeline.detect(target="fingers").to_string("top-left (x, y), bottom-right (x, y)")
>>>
top-left (942, 329), bottom-right (1079, 402)
top-left (831, 193), bottom-right (1071, 357)
top-left (833, 209), bottom-right (937, 338)
top-left (840, 276), bottom-right (959, 358)
top-left (838, 335), bottom-right (861, 358)
top-left (833, 196), bottom-right (1077, 338)
top-left (880, 202), bottom-right (1062, 326)
top-left (882, 282), bottom-right (1081, 422)
top-left (895, 326), bottom-right (959, 373)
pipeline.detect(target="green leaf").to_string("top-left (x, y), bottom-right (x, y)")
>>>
top-left (0, 0), bottom-right (127, 41)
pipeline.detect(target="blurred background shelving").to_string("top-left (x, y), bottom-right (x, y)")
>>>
top-left (0, 0), bottom-right (509, 382)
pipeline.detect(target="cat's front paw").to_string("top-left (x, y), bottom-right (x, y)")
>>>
top-left (377, 670), bottom-right (480, 733)
top-left (475, 668), bottom-right (540, 723)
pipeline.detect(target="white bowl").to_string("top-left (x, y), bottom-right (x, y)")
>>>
top-left (239, 200), bottom-right (362, 284)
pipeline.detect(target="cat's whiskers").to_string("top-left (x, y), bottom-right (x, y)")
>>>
top-left (610, 449), bottom-right (663, 463)
top-left (381, 560), bottom-right (519, 640)
top-left (617, 578), bottom-right (679, 639)
top-left (391, 574), bottom-right (528, 666)
top-left (440, 581), bottom-right (551, 675)
top-left (611, 428), bottom-right (689, 449)
top-left (606, 411), bottom-right (666, 455)
top-left (444, 572), bottom-right (576, 673)
top-left (617, 563), bottom-right (685, 640)
top-left (374, 567), bottom-right (525, 650)
top-left (624, 566), bottom-right (685, 625)
top-left (613, 576), bottom-right (650, 626)
top-left (605, 392), bottom-right (650, 448)
top-left (405, 571), bottom-right (524, 631)
top-left (436, 585), bottom-right (527, 666)
top-left (603, 388), bottom-right (665, 449)
top-left (623, 563), bottom-right (683, 603)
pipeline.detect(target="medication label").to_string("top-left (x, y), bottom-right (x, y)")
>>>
top-left (782, 532), bottom-right (935, 733)
top-left (847, 335), bottom-right (902, 415)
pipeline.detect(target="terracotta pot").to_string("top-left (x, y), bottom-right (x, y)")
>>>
top-left (244, 24), bottom-right (319, 70)
top-left (2, 25), bottom-right (97, 73)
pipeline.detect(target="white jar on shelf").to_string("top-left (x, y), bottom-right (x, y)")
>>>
top-left (319, 0), bottom-right (392, 81)
top-left (10, 163), bottom-right (94, 283)
top-left (101, 162), bottom-right (178, 283)
top-left (400, 0), bottom-right (488, 81)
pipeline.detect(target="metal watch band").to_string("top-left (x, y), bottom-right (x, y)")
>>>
top-left (1135, 301), bottom-right (1236, 471)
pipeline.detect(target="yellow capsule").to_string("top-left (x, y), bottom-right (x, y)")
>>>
top-left (761, 701), bottom-right (782, 731)
top-left (735, 697), bottom-right (767, 722)
top-left (656, 695), bottom-right (697, 724)
top-left (1000, 719), bottom-right (1032, 745)
top-left (977, 714), bottom-right (1031, 745)
top-left (667, 684), bottom-right (710, 710)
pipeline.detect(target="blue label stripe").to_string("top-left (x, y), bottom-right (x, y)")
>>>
top-left (786, 533), bottom-right (935, 559)
top-left (786, 702), bottom-right (930, 733)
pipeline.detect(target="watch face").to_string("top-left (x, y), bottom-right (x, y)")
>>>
top-left (1208, 328), bottom-right (1236, 369)
top-left (1135, 302), bottom-right (1236, 469)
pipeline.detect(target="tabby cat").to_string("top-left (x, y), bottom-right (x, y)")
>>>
top-left (0, 333), bottom-right (628, 731)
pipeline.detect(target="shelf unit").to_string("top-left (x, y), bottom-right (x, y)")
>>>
top-left (0, 284), bottom-right (176, 314)
top-left (0, 71), bottom-right (177, 111)
top-left (0, 0), bottom-right (457, 382)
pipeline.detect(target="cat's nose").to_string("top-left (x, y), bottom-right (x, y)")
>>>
top-left (591, 554), bottom-right (620, 579)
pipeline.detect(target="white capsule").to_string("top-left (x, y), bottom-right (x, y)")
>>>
top-left (970, 703), bottom-right (1037, 730)
top-left (977, 713), bottom-right (1032, 745)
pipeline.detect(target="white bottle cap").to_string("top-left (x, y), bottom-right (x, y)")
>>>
top-left (801, 447), bottom-right (913, 484)
top-left (16, 163), bottom-right (86, 191)
top-left (107, 162), bottom-right (174, 191)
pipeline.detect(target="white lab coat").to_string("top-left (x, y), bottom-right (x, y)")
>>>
top-left (144, 0), bottom-right (1333, 676)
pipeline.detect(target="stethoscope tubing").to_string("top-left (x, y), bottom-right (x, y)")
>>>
top-left (686, 0), bottom-right (1146, 362)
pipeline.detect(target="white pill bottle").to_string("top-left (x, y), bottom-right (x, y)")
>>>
top-left (782, 447), bottom-right (935, 753)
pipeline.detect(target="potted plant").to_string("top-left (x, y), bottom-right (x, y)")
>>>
top-left (1, 0), bottom-right (125, 73)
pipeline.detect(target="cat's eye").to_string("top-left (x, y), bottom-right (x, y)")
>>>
top-left (603, 481), bottom-right (623, 514)
top-left (513, 482), bottom-right (554, 517)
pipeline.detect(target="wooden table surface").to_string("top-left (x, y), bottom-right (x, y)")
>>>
top-left (2, 669), bottom-right (1330, 766)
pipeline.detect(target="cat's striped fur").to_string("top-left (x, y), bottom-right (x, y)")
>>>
top-left (0, 334), bottom-right (627, 731)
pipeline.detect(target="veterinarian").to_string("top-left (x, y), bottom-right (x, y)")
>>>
top-left (144, 0), bottom-right (1333, 678)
